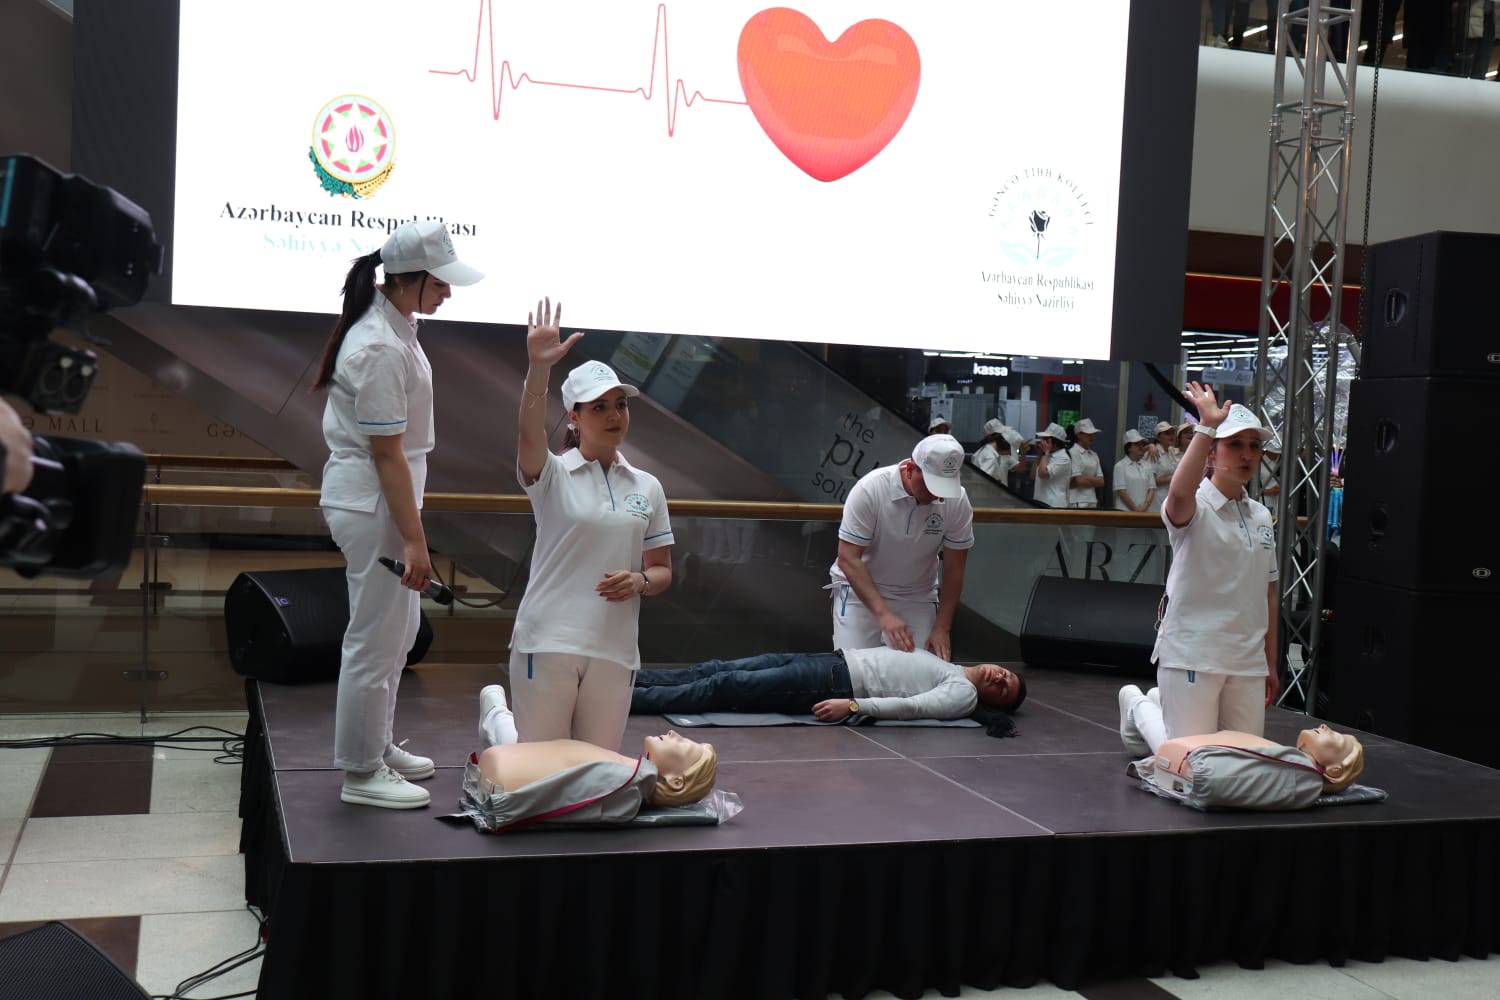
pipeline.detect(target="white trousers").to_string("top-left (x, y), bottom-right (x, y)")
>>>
top-left (508, 649), bottom-right (634, 751)
top-left (830, 585), bottom-right (937, 652)
top-left (324, 500), bottom-right (420, 773)
top-left (1156, 666), bottom-right (1265, 740)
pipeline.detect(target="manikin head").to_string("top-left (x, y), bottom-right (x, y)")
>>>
top-left (644, 731), bottom-right (718, 806)
top-left (964, 663), bottom-right (1026, 711)
top-left (1296, 724), bottom-right (1364, 793)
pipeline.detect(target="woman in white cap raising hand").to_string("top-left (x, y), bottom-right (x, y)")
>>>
top-left (1151, 382), bottom-right (1280, 742)
top-left (510, 299), bottom-right (674, 751)
top-left (313, 220), bottom-right (484, 809)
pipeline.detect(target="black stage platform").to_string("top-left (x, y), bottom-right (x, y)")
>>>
top-left (240, 664), bottom-right (1500, 999)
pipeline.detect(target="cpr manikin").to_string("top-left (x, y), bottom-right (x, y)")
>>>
top-left (460, 686), bottom-right (722, 831)
top-left (1119, 684), bottom-right (1366, 809)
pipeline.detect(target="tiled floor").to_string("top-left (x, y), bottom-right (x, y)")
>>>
top-left (2, 709), bottom-right (1498, 999)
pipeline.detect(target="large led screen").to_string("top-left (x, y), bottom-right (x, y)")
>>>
top-left (165, 0), bottom-right (1173, 360)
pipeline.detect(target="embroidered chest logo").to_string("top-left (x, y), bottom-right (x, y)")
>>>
top-left (1258, 525), bottom-right (1275, 548)
top-left (624, 493), bottom-right (651, 520)
top-left (924, 512), bottom-right (944, 534)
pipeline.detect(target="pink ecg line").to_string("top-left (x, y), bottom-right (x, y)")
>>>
top-left (430, 1), bottom-right (747, 135)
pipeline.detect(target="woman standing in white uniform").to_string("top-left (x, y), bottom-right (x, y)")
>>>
top-left (1152, 383), bottom-right (1280, 741)
top-left (512, 299), bottom-right (674, 751)
top-left (1112, 429), bottom-right (1156, 511)
top-left (314, 220), bottom-right (484, 809)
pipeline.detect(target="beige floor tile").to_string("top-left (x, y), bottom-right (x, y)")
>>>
top-left (0, 715), bottom-right (142, 739)
top-left (136, 908), bottom-right (263, 999)
top-left (1155, 959), bottom-right (1389, 999)
top-left (0, 854), bottom-right (245, 920)
top-left (0, 758), bottom-right (48, 818)
top-left (150, 756), bottom-right (243, 814)
top-left (1337, 955), bottom-right (1500, 1000)
top-left (13, 812), bottom-right (240, 864)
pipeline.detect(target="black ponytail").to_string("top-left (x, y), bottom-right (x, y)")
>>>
top-left (312, 250), bottom-right (383, 392)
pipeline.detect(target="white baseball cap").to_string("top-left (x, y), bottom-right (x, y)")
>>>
top-left (1155, 420), bottom-right (1176, 436)
top-left (1037, 422), bottom-right (1068, 442)
top-left (982, 418), bottom-right (1006, 436)
top-left (1073, 417), bottom-right (1100, 436)
top-left (561, 361), bottom-right (640, 410)
top-left (380, 220), bottom-right (484, 285)
top-left (1123, 429), bottom-right (1145, 444)
top-left (1001, 428), bottom-right (1026, 450)
top-left (911, 434), bottom-right (964, 499)
top-left (1215, 405), bottom-right (1273, 442)
top-left (928, 415), bottom-right (951, 430)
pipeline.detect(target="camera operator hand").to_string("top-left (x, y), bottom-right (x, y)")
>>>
top-left (1, 400), bottom-right (34, 494)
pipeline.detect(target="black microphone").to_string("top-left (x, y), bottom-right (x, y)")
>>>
top-left (378, 557), bottom-right (454, 605)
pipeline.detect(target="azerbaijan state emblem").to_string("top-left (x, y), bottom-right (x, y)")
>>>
top-left (309, 95), bottom-right (395, 198)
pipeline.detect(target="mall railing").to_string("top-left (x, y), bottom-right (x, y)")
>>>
top-left (0, 469), bottom-right (1173, 717)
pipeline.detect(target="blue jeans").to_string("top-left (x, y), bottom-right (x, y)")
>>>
top-left (631, 651), bottom-right (853, 715)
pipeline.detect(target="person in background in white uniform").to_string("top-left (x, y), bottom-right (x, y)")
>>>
top-left (1112, 429), bottom-right (1157, 512)
top-left (1152, 383), bottom-right (1280, 741)
top-left (1146, 420), bottom-right (1179, 513)
top-left (1066, 417), bottom-right (1105, 509)
top-left (829, 435), bottom-right (975, 660)
top-left (1030, 422), bottom-right (1072, 508)
top-left (1257, 437), bottom-right (1283, 501)
top-left (313, 220), bottom-right (484, 809)
top-left (972, 418), bottom-right (1008, 480)
top-left (513, 300), bottom-right (674, 751)
top-left (927, 415), bottom-right (951, 436)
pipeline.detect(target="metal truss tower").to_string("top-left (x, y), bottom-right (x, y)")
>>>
top-left (1252, 0), bottom-right (1362, 713)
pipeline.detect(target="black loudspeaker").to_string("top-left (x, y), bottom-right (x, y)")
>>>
top-left (1019, 575), bottom-right (1163, 674)
top-left (1327, 577), bottom-right (1500, 768)
top-left (0, 921), bottom-right (150, 1000)
top-left (224, 567), bottom-right (433, 684)
top-left (1360, 230), bottom-right (1500, 381)
top-left (1338, 376), bottom-right (1499, 593)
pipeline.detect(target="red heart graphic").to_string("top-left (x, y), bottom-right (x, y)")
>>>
top-left (737, 8), bottom-right (921, 182)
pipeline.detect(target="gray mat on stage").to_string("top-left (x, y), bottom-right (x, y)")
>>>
top-left (663, 712), bottom-right (980, 728)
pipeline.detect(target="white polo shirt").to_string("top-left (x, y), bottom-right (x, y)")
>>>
top-left (1150, 449), bottom-right (1180, 512)
top-left (511, 449), bottom-right (673, 670)
top-left (320, 294), bottom-right (433, 513)
top-left (1112, 456), bottom-right (1155, 510)
top-left (829, 465), bottom-right (974, 602)
top-left (1066, 444), bottom-right (1102, 508)
top-left (1152, 478), bottom-right (1279, 676)
top-left (1033, 447), bottom-right (1072, 508)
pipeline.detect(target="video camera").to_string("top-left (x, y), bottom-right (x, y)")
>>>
top-left (1, 154), bottom-right (163, 578)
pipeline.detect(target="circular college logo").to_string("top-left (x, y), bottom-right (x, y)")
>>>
top-left (310, 95), bottom-right (396, 199)
top-left (624, 493), bottom-right (651, 516)
top-left (987, 167), bottom-right (1093, 267)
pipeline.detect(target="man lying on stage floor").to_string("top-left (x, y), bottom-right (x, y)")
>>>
top-left (627, 648), bottom-right (1026, 722)
top-left (1117, 683), bottom-right (1371, 811)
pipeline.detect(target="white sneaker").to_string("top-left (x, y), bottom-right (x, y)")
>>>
top-left (1212, 34), bottom-right (1229, 48)
top-left (382, 739), bottom-right (435, 781)
top-left (1147, 687), bottom-right (1161, 708)
top-left (341, 765), bottom-right (431, 809)
top-left (1118, 685), bottom-right (1150, 757)
top-left (478, 685), bottom-right (512, 746)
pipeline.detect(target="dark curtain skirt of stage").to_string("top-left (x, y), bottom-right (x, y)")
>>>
top-left (239, 699), bottom-right (1500, 999)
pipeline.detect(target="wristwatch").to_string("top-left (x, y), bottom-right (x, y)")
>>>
top-left (847, 699), bottom-right (860, 716)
